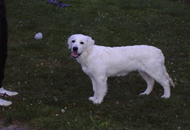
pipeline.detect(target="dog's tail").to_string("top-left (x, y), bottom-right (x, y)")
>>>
top-left (163, 66), bottom-right (175, 87)
top-left (160, 51), bottom-right (175, 88)
top-left (170, 78), bottom-right (175, 88)
top-left (168, 76), bottom-right (175, 88)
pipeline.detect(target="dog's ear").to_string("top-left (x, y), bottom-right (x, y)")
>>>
top-left (86, 36), bottom-right (95, 50)
top-left (67, 35), bottom-right (73, 49)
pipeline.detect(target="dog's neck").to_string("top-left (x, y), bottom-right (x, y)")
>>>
top-left (75, 45), bottom-right (95, 70)
top-left (76, 51), bottom-right (88, 65)
top-left (76, 48), bottom-right (92, 69)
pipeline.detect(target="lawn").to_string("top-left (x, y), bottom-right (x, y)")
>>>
top-left (0, 0), bottom-right (190, 129)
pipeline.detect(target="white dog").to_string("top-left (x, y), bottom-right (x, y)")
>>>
top-left (67, 34), bottom-right (175, 104)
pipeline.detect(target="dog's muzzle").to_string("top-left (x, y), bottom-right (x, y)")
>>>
top-left (70, 47), bottom-right (81, 58)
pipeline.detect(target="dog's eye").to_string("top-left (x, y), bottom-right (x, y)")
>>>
top-left (72, 40), bottom-right (75, 43)
top-left (80, 42), bottom-right (84, 44)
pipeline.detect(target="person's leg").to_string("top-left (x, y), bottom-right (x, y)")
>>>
top-left (0, 6), bottom-right (17, 106)
top-left (0, 5), bottom-right (7, 88)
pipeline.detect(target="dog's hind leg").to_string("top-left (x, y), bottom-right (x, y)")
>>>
top-left (156, 77), bottom-right (170, 98)
top-left (145, 69), bottom-right (171, 98)
top-left (159, 66), bottom-right (172, 98)
top-left (139, 71), bottom-right (155, 96)
top-left (92, 76), bottom-right (108, 104)
top-left (160, 81), bottom-right (170, 98)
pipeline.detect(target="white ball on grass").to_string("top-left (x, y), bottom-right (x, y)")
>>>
top-left (34, 32), bottom-right (43, 39)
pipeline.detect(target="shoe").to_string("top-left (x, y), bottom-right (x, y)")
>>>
top-left (47, 0), bottom-right (58, 4)
top-left (47, 0), bottom-right (70, 7)
top-left (0, 98), bottom-right (12, 106)
top-left (0, 87), bottom-right (18, 96)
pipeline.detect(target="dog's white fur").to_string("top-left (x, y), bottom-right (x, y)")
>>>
top-left (67, 34), bottom-right (175, 104)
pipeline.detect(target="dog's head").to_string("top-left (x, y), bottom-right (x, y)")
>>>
top-left (67, 34), bottom-right (95, 58)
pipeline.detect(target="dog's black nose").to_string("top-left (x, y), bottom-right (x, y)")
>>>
top-left (73, 47), bottom-right (78, 52)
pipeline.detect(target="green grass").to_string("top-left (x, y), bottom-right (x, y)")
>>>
top-left (0, 0), bottom-right (190, 129)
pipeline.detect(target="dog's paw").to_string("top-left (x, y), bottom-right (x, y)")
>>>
top-left (89, 96), bottom-right (96, 101)
top-left (93, 99), bottom-right (103, 105)
top-left (139, 92), bottom-right (148, 96)
top-left (161, 94), bottom-right (170, 99)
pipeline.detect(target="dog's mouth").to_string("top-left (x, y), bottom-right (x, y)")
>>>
top-left (70, 52), bottom-right (81, 58)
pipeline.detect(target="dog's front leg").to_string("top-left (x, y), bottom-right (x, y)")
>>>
top-left (89, 77), bottom-right (98, 102)
top-left (92, 76), bottom-right (108, 104)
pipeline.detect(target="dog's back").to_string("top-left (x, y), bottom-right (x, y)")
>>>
top-left (91, 45), bottom-right (162, 76)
